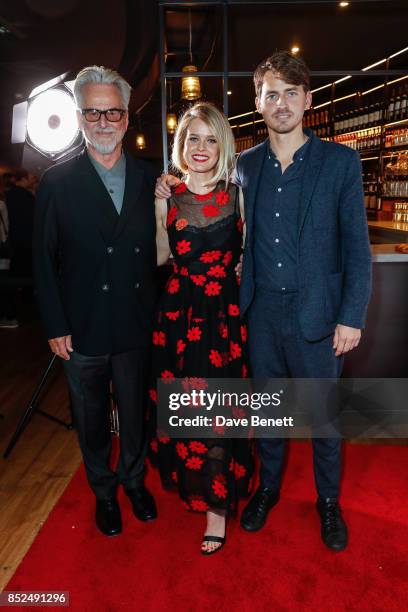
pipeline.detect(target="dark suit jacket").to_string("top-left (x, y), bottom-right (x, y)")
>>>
top-left (236, 132), bottom-right (372, 341)
top-left (33, 150), bottom-right (157, 355)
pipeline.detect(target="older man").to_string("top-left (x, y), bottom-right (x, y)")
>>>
top-left (34, 66), bottom-right (157, 536)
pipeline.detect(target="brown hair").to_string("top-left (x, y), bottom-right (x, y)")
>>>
top-left (253, 51), bottom-right (310, 97)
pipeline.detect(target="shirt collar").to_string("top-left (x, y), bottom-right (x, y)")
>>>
top-left (267, 130), bottom-right (311, 163)
top-left (88, 151), bottom-right (126, 177)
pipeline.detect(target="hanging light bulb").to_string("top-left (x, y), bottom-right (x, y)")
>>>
top-left (181, 9), bottom-right (201, 101)
top-left (181, 65), bottom-right (201, 100)
top-left (166, 113), bottom-right (178, 134)
top-left (135, 133), bottom-right (146, 150)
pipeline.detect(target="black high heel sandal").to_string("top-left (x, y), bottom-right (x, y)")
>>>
top-left (201, 534), bottom-right (226, 555)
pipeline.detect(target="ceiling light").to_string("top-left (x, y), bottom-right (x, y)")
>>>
top-left (181, 65), bottom-right (202, 100)
top-left (291, 46), bottom-right (300, 55)
top-left (166, 113), bottom-right (177, 134)
top-left (135, 133), bottom-right (146, 150)
top-left (227, 91), bottom-right (232, 95)
top-left (339, 2), bottom-right (349, 7)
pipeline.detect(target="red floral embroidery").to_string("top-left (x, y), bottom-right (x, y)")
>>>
top-left (176, 441), bottom-right (188, 460)
top-left (177, 339), bottom-right (186, 354)
top-left (173, 262), bottom-right (178, 273)
top-left (190, 274), bottom-right (206, 286)
top-left (171, 471), bottom-right (178, 483)
top-left (200, 250), bottom-right (222, 263)
top-left (149, 389), bottom-right (157, 403)
top-left (150, 439), bottom-right (158, 453)
top-left (202, 204), bottom-right (221, 218)
top-left (174, 182), bottom-right (187, 194)
top-left (186, 456), bottom-right (204, 470)
top-left (212, 475), bottom-right (228, 499)
top-left (194, 192), bottom-right (213, 202)
top-left (176, 218), bottom-right (188, 231)
top-left (158, 432), bottom-right (170, 443)
top-left (205, 281), bottom-right (222, 296)
top-left (207, 265), bottom-right (226, 278)
top-left (230, 341), bottom-right (242, 359)
top-left (219, 323), bottom-right (228, 339)
top-left (165, 310), bottom-right (180, 320)
top-left (190, 497), bottom-right (209, 512)
top-left (242, 364), bottom-right (248, 378)
top-left (189, 441), bottom-right (208, 454)
top-left (223, 251), bottom-right (233, 266)
top-left (188, 377), bottom-right (209, 391)
top-left (215, 190), bottom-right (229, 206)
top-left (153, 331), bottom-right (166, 346)
top-left (167, 278), bottom-right (180, 294)
top-left (209, 349), bottom-right (223, 368)
top-left (167, 205), bottom-right (177, 226)
top-left (228, 303), bottom-right (240, 316)
top-left (187, 326), bottom-right (202, 342)
top-left (180, 266), bottom-right (189, 276)
top-left (234, 463), bottom-right (246, 479)
top-left (161, 370), bottom-right (175, 383)
top-left (176, 240), bottom-right (191, 255)
top-left (240, 324), bottom-right (247, 342)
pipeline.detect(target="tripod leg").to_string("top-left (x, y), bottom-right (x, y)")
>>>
top-left (3, 354), bottom-right (58, 458)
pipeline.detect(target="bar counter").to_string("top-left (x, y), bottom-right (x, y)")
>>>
top-left (368, 220), bottom-right (408, 244)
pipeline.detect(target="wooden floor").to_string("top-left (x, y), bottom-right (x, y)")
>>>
top-left (0, 301), bottom-right (406, 591)
top-left (0, 302), bottom-right (81, 590)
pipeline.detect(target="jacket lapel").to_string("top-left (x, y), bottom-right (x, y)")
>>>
top-left (76, 150), bottom-right (119, 244)
top-left (112, 153), bottom-right (144, 241)
top-left (297, 133), bottom-right (325, 238)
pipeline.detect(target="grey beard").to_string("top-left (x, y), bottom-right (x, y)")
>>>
top-left (85, 131), bottom-right (124, 154)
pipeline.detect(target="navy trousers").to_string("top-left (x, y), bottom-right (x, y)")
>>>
top-left (248, 288), bottom-right (343, 499)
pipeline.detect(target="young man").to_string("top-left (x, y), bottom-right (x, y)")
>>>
top-left (155, 51), bottom-right (372, 551)
top-left (34, 66), bottom-right (158, 537)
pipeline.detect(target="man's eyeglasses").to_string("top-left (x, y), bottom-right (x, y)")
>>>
top-left (80, 108), bottom-right (127, 123)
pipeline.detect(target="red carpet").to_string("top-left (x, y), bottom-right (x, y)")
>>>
top-left (6, 443), bottom-right (408, 611)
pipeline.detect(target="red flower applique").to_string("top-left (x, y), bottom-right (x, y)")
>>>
top-left (177, 339), bottom-right (186, 354)
top-left (180, 266), bottom-right (189, 276)
top-left (190, 274), bottom-right (206, 286)
top-left (165, 310), bottom-right (180, 320)
top-left (205, 281), bottom-right (222, 296)
top-left (242, 364), bottom-right (248, 378)
top-left (200, 250), bottom-right (222, 263)
top-left (167, 278), bottom-right (180, 294)
top-left (176, 240), bottom-right (191, 255)
top-left (174, 182), bottom-right (187, 194)
top-left (240, 324), bottom-right (247, 342)
top-left (202, 204), bottom-right (221, 218)
top-left (219, 323), bottom-right (228, 339)
top-left (187, 326), bottom-right (202, 342)
top-left (153, 331), bottom-right (166, 346)
top-left (173, 262), bottom-right (179, 273)
top-left (176, 442), bottom-right (188, 460)
top-left (189, 441), bottom-right (208, 454)
top-left (171, 471), bottom-right (178, 483)
top-left (234, 463), bottom-right (246, 479)
top-left (176, 218), bottom-right (188, 231)
top-left (186, 456), bottom-right (204, 470)
top-left (167, 205), bottom-right (177, 226)
top-left (194, 192), bottom-right (213, 202)
top-left (149, 389), bottom-right (157, 403)
top-left (161, 370), bottom-right (175, 383)
top-left (158, 431), bottom-right (170, 443)
top-left (228, 303), bottom-right (240, 316)
top-left (209, 349), bottom-right (223, 368)
top-left (230, 341), bottom-right (242, 359)
top-left (190, 497), bottom-right (209, 512)
top-left (215, 190), bottom-right (229, 206)
top-left (207, 265), bottom-right (226, 278)
top-left (212, 475), bottom-right (228, 499)
top-left (150, 439), bottom-right (158, 453)
top-left (223, 251), bottom-right (233, 266)
top-left (188, 377), bottom-right (209, 391)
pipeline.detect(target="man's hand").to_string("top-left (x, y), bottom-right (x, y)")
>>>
top-left (155, 173), bottom-right (181, 199)
top-left (49, 335), bottom-right (73, 360)
top-left (333, 324), bottom-right (361, 357)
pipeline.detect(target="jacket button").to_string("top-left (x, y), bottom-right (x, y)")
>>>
top-left (107, 247), bottom-right (114, 254)
top-left (102, 283), bottom-right (110, 291)
top-left (134, 247), bottom-right (140, 253)
top-left (134, 282), bottom-right (140, 289)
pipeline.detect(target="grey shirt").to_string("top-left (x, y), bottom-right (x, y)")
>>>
top-left (89, 152), bottom-right (126, 215)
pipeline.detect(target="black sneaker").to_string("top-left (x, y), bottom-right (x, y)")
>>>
top-left (317, 497), bottom-right (348, 551)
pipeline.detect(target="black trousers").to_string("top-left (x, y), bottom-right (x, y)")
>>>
top-left (63, 348), bottom-right (149, 499)
top-left (248, 288), bottom-right (344, 499)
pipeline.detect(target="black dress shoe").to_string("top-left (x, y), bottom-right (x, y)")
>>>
top-left (316, 497), bottom-right (348, 551)
top-left (95, 498), bottom-right (122, 537)
top-left (125, 486), bottom-right (157, 522)
top-left (240, 487), bottom-right (280, 532)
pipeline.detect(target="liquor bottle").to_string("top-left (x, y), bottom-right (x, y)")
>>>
top-left (387, 88), bottom-right (395, 122)
top-left (394, 87), bottom-right (402, 122)
top-left (401, 86), bottom-right (407, 120)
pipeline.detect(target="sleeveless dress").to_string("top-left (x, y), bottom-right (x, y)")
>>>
top-left (149, 180), bottom-right (253, 513)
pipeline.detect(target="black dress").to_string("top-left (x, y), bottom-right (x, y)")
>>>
top-left (149, 180), bottom-right (253, 513)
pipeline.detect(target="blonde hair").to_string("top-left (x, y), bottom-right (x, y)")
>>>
top-left (172, 102), bottom-right (236, 187)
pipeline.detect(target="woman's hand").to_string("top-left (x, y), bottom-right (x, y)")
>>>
top-left (155, 174), bottom-right (181, 199)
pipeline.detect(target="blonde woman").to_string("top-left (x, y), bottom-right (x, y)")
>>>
top-left (149, 102), bottom-right (253, 554)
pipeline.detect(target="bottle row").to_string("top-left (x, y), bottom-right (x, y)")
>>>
top-left (332, 128), bottom-right (382, 151)
top-left (393, 202), bottom-right (408, 222)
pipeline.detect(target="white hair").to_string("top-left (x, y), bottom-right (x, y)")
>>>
top-left (73, 66), bottom-right (131, 109)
